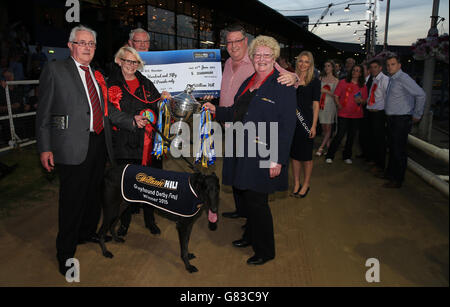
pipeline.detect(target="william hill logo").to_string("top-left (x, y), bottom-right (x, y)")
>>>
top-left (135, 173), bottom-right (178, 190)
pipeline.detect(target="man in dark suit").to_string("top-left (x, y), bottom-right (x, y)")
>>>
top-left (36, 25), bottom-right (148, 277)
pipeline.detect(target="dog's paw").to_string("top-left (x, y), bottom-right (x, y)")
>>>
top-left (187, 265), bottom-right (198, 273)
top-left (103, 251), bottom-right (114, 258)
top-left (188, 253), bottom-right (196, 260)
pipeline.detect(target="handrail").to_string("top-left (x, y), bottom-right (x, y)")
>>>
top-left (408, 134), bottom-right (449, 164)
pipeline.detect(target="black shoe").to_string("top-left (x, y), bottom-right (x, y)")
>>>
top-left (222, 211), bottom-right (240, 219)
top-left (246, 255), bottom-right (274, 265)
top-left (147, 223), bottom-right (161, 235)
top-left (299, 187), bottom-right (310, 198)
top-left (58, 261), bottom-right (69, 277)
top-left (290, 185), bottom-right (302, 197)
top-left (232, 239), bottom-right (251, 248)
top-left (117, 225), bottom-right (128, 237)
top-left (78, 233), bottom-right (111, 244)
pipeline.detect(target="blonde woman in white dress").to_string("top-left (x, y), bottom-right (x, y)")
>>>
top-left (316, 60), bottom-right (338, 156)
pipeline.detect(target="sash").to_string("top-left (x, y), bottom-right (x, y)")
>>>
top-left (141, 109), bottom-right (157, 166)
top-left (194, 108), bottom-right (216, 168)
top-left (319, 84), bottom-right (331, 110)
top-left (295, 107), bottom-right (311, 136)
top-left (121, 164), bottom-right (203, 217)
top-left (368, 83), bottom-right (378, 106)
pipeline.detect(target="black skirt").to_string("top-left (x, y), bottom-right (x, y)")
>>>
top-left (290, 126), bottom-right (313, 161)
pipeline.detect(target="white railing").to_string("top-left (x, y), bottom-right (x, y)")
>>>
top-left (0, 80), bottom-right (38, 153)
top-left (407, 134), bottom-right (449, 197)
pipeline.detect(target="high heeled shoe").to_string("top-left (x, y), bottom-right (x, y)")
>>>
top-left (299, 187), bottom-right (310, 198)
top-left (290, 185), bottom-right (302, 197)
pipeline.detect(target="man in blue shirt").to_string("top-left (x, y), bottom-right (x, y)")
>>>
top-left (384, 54), bottom-right (426, 188)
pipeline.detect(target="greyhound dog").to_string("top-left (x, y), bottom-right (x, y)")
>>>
top-left (98, 164), bottom-right (220, 273)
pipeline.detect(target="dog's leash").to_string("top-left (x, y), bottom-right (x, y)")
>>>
top-left (144, 119), bottom-right (201, 173)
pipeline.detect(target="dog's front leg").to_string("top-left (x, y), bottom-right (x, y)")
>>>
top-left (176, 219), bottom-right (197, 273)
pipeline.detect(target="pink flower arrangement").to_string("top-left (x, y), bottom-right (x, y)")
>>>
top-left (411, 33), bottom-right (449, 64)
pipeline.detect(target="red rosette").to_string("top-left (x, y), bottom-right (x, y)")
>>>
top-left (108, 86), bottom-right (123, 110)
top-left (94, 71), bottom-right (106, 87)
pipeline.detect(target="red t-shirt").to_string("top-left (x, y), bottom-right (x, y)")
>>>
top-left (126, 78), bottom-right (140, 94)
top-left (334, 79), bottom-right (368, 118)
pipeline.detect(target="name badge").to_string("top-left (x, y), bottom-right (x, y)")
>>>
top-left (51, 115), bottom-right (69, 129)
top-left (261, 97), bottom-right (275, 104)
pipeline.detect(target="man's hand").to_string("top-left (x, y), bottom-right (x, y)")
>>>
top-left (201, 95), bottom-right (215, 102)
top-left (134, 115), bottom-right (148, 128)
top-left (277, 72), bottom-right (297, 87)
top-left (269, 161), bottom-right (282, 178)
top-left (40, 152), bottom-right (54, 172)
top-left (412, 117), bottom-right (421, 124)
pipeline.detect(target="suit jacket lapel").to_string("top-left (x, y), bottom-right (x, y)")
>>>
top-left (65, 57), bottom-right (90, 107)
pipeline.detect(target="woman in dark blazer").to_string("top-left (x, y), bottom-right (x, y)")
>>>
top-left (108, 46), bottom-right (170, 236)
top-left (204, 35), bottom-right (297, 265)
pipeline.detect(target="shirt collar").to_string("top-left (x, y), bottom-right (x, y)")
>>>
top-left (72, 56), bottom-right (91, 70)
top-left (390, 69), bottom-right (402, 79)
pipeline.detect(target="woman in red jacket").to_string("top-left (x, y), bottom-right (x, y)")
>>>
top-left (325, 64), bottom-right (368, 164)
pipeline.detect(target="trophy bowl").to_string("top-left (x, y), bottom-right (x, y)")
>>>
top-left (167, 84), bottom-right (202, 149)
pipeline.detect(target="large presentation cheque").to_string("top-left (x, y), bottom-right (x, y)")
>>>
top-left (139, 49), bottom-right (222, 98)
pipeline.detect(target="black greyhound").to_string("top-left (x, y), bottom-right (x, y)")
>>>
top-left (98, 164), bottom-right (220, 273)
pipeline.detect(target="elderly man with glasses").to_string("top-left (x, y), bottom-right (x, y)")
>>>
top-left (36, 25), bottom-right (145, 277)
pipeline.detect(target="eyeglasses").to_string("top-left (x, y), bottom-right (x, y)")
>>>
top-left (71, 41), bottom-right (96, 48)
top-left (132, 39), bottom-right (150, 44)
top-left (121, 58), bottom-right (140, 66)
top-left (253, 53), bottom-right (273, 60)
top-left (226, 37), bottom-right (245, 46)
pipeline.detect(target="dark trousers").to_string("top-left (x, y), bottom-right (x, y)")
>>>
top-left (118, 158), bottom-right (162, 229)
top-left (358, 107), bottom-right (371, 159)
top-left (233, 186), bottom-right (247, 218)
top-left (326, 117), bottom-right (360, 160)
top-left (234, 187), bottom-right (275, 260)
top-left (56, 132), bottom-right (106, 263)
top-left (386, 115), bottom-right (412, 184)
top-left (368, 110), bottom-right (387, 170)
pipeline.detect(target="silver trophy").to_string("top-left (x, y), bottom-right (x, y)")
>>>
top-left (168, 84), bottom-right (202, 149)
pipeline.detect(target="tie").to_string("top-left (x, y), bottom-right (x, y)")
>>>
top-left (80, 65), bottom-right (103, 134)
top-left (386, 77), bottom-right (392, 98)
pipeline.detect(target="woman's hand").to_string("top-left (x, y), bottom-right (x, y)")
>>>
top-left (134, 115), bottom-right (148, 128)
top-left (336, 103), bottom-right (342, 110)
top-left (161, 91), bottom-right (171, 100)
top-left (202, 102), bottom-right (216, 114)
top-left (269, 161), bottom-right (282, 178)
top-left (309, 126), bottom-right (316, 139)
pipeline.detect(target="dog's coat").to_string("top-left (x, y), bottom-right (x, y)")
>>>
top-left (121, 164), bottom-right (203, 217)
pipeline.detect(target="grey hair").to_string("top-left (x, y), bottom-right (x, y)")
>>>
top-left (129, 28), bottom-right (150, 41)
top-left (69, 25), bottom-right (97, 43)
